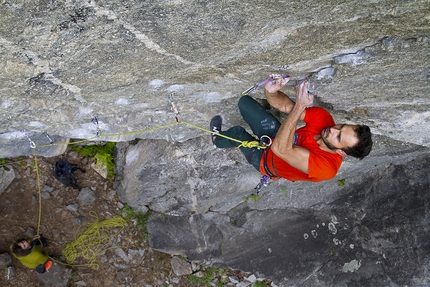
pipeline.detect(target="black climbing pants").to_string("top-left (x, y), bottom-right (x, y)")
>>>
top-left (214, 95), bottom-right (281, 171)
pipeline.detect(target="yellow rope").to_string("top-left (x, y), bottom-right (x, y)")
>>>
top-left (237, 140), bottom-right (266, 149)
top-left (179, 120), bottom-right (267, 149)
top-left (61, 211), bottom-right (127, 269)
top-left (33, 149), bottom-right (42, 236)
top-left (35, 122), bottom-right (179, 149)
top-left (28, 119), bottom-right (266, 150)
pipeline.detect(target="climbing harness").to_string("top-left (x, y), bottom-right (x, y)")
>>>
top-left (259, 135), bottom-right (272, 147)
top-left (253, 135), bottom-right (276, 194)
top-left (241, 74), bottom-right (290, 96)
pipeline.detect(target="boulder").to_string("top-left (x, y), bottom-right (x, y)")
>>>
top-left (0, 253), bottom-right (12, 269)
top-left (0, 165), bottom-right (15, 195)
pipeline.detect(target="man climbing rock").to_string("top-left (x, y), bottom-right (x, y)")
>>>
top-left (210, 75), bottom-right (372, 182)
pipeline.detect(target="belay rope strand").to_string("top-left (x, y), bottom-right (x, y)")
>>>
top-left (33, 149), bottom-right (43, 236)
top-left (179, 120), bottom-right (268, 149)
top-left (28, 74), bottom-right (290, 150)
top-left (22, 75), bottom-right (288, 269)
top-left (24, 74), bottom-right (290, 151)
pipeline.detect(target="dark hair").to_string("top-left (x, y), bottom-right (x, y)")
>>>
top-left (12, 240), bottom-right (32, 257)
top-left (343, 125), bottom-right (373, 160)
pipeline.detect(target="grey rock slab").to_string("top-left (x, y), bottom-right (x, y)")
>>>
top-left (0, 133), bottom-right (69, 158)
top-left (170, 256), bottom-right (192, 276)
top-left (76, 188), bottom-right (96, 205)
top-left (0, 1), bottom-right (429, 156)
top-left (37, 261), bottom-right (72, 287)
top-left (66, 204), bottom-right (79, 213)
top-left (0, 165), bottom-right (15, 195)
top-left (42, 185), bottom-right (54, 193)
top-left (115, 137), bottom-right (254, 215)
top-left (147, 152), bottom-right (430, 286)
top-left (114, 248), bottom-right (131, 263)
top-left (0, 253), bottom-right (12, 269)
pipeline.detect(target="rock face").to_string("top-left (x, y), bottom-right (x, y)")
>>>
top-left (1, 0), bottom-right (430, 286)
top-left (119, 134), bottom-right (430, 286)
top-left (1, 0), bottom-right (429, 154)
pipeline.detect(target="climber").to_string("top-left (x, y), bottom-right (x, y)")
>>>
top-left (11, 234), bottom-right (53, 274)
top-left (210, 76), bottom-right (372, 182)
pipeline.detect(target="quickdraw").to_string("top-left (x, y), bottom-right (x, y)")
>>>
top-left (43, 131), bottom-right (53, 145)
top-left (241, 74), bottom-right (290, 96)
top-left (253, 135), bottom-right (274, 194)
top-left (91, 116), bottom-right (101, 137)
top-left (168, 93), bottom-right (181, 122)
top-left (254, 175), bottom-right (269, 194)
top-left (22, 129), bottom-right (36, 149)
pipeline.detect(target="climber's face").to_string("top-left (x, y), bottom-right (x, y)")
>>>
top-left (320, 124), bottom-right (359, 152)
top-left (17, 239), bottom-right (30, 250)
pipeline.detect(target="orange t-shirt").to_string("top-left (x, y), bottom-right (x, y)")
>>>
top-left (259, 107), bottom-right (343, 182)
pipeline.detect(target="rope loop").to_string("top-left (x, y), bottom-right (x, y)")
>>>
top-left (61, 212), bottom-right (127, 269)
top-left (237, 140), bottom-right (266, 149)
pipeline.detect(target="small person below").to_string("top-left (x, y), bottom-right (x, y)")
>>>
top-left (210, 76), bottom-right (373, 182)
top-left (11, 234), bottom-right (52, 274)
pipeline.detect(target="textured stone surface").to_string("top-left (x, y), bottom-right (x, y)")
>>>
top-left (0, 253), bottom-right (12, 269)
top-left (147, 151), bottom-right (430, 286)
top-left (118, 131), bottom-right (430, 285)
top-left (0, 0), bottom-right (429, 156)
top-left (0, 165), bottom-right (15, 195)
top-left (76, 187), bottom-right (96, 205)
top-left (1, 0), bottom-right (430, 286)
top-left (170, 256), bottom-right (192, 276)
top-left (37, 261), bottom-right (72, 287)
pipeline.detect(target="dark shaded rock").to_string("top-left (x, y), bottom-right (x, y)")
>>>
top-left (147, 152), bottom-right (430, 286)
top-left (0, 253), bottom-right (12, 269)
top-left (37, 261), bottom-right (72, 287)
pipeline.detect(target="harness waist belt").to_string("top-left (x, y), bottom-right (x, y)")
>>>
top-left (262, 147), bottom-right (280, 179)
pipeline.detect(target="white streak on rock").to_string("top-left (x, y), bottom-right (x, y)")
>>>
top-left (0, 37), bottom-right (85, 103)
top-left (342, 259), bottom-right (361, 273)
top-left (87, 1), bottom-right (197, 66)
